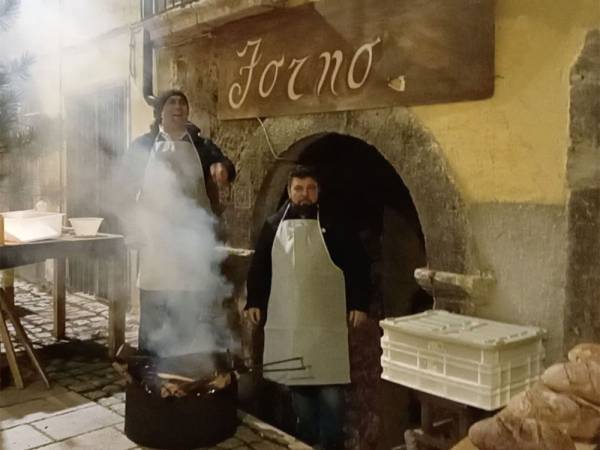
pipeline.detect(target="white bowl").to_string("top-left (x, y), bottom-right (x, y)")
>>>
top-left (69, 217), bottom-right (103, 236)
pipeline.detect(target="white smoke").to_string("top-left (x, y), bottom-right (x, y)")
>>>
top-left (0, 0), bottom-right (137, 117)
top-left (1, 0), bottom-right (236, 357)
top-left (109, 142), bottom-right (234, 358)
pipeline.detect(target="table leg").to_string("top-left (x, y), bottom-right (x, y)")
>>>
top-left (0, 270), bottom-right (11, 389)
top-left (107, 254), bottom-right (126, 358)
top-left (53, 258), bottom-right (66, 339)
top-left (421, 396), bottom-right (435, 435)
top-left (0, 289), bottom-right (24, 389)
top-left (458, 408), bottom-right (473, 438)
top-left (1, 298), bottom-right (50, 388)
top-left (2, 270), bottom-right (15, 308)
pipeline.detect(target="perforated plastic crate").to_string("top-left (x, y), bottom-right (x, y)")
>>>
top-left (380, 310), bottom-right (545, 410)
top-left (381, 358), bottom-right (537, 410)
top-left (381, 338), bottom-right (543, 388)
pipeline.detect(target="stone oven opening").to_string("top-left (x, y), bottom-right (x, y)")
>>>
top-left (252, 132), bottom-right (433, 448)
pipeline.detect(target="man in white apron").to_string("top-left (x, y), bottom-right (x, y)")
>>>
top-left (127, 90), bottom-right (235, 355)
top-left (246, 166), bottom-right (370, 450)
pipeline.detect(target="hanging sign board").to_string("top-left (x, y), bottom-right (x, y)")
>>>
top-left (216, 0), bottom-right (494, 120)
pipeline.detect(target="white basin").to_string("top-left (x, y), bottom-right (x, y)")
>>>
top-left (69, 217), bottom-right (104, 236)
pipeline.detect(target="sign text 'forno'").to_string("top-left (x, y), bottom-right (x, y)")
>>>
top-left (216, 0), bottom-right (494, 120)
top-left (227, 36), bottom-right (383, 110)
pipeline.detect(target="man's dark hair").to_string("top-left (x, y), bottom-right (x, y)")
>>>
top-left (287, 165), bottom-right (319, 188)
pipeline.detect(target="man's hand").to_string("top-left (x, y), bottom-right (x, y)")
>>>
top-left (210, 162), bottom-right (229, 187)
top-left (348, 310), bottom-right (368, 328)
top-left (245, 307), bottom-right (261, 325)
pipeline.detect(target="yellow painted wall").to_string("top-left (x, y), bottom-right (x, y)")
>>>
top-left (412, 0), bottom-right (600, 205)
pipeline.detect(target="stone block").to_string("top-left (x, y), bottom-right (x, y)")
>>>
top-left (0, 382), bottom-right (69, 408)
top-left (0, 392), bottom-right (92, 430)
top-left (0, 424), bottom-right (52, 449)
top-left (34, 426), bottom-right (134, 450)
top-left (31, 404), bottom-right (122, 440)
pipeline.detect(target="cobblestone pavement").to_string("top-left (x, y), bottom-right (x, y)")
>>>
top-left (1, 280), bottom-right (310, 450)
top-left (2, 279), bottom-right (139, 403)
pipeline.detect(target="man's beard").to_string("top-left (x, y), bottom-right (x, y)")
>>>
top-left (289, 202), bottom-right (318, 218)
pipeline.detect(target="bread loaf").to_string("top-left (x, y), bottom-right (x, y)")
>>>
top-left (542, 361), bottom-right (600, 406)
top-left (569, 343), bottom-right (600, 365)
top-left (468, 413), bottom-right (576, 450)
top-left (501, 382), bottom-right (600, 441)
top-left (468, 416), bottom-right (516, 450)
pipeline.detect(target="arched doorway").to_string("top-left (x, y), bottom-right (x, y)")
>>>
top-left (253, 132), bottom-right (433, 449)
top-left (240, 108), bottom-right (475, 282)
top-left (262, 133), bottom-right (431, 315)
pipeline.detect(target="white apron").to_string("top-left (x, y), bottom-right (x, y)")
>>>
top-left (264, 206), bottom-right (350, 385)
top-left (137, 133), bottom-right (211, 291)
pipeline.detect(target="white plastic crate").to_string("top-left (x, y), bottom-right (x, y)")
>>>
top-left (381, 358), bottom-right (537, 410)
top-left (2, 210), bottom-right (64, 242)
top-left (380, 310), bottom-right (545, 410)
top-left (381, 338), bottom-right (543, 388)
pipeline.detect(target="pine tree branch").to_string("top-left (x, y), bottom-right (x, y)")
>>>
top-left (9, 53), bottom-right (33, 79)
top-left (0, 0), bottom-right (20, 31)
top-left (0, 0), bottom-right (33, 155)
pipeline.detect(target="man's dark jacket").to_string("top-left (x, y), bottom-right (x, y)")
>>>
top-left (128, 122), bottom-right (235, 214)
top-left (246, 202), bottom-right (370, 315)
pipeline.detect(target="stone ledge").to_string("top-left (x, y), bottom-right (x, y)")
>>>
top-left (414, 267), bottom-right (495, 304)
top-left (143, 0), bottom-right (316, 45)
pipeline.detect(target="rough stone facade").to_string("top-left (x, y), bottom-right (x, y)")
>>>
top-left (155, 22), bottom-right (591, 374)
top-left (228, 109), bottom-right (475, 277)
top-left (158, 39), bottom-right (487, 450)
top-left (565, 29), bottom-right (600, 350)
top-left (159, 41), bottom-right (476, 281)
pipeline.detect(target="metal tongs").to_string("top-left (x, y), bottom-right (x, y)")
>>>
top-left (242, 356), bottom-right (309, 373)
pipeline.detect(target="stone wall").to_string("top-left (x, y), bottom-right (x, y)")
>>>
top-left (154, 13), bottom-right (593, 364)
top-left (565, 29), bottom-right (600, 350)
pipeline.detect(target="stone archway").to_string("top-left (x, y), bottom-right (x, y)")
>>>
top-left (238, 107), bottom-right (476, 285)
top-left (565, 29), bottom-right (600, 350)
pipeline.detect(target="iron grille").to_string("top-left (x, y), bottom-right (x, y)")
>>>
top-left (65, 84), bottom-right (128, 299)
top-left (141, 0), bottom-right (197, 19)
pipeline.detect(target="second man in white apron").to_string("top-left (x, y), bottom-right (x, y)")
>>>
top-left (246, 165), bottom-right (370, 450)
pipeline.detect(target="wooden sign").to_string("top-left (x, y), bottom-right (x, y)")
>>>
top-left (216, 0), bottom-right (494, 120)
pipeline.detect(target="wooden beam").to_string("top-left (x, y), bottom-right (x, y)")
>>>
top-left (1, 297), bottom-right (50, 388)
top-left (0, 289), bottom-right (24, 389)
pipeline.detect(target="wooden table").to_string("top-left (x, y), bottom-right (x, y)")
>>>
top-left (0, 233), bottom-right (127, 387)
top-left (403, 392), bottom-right (495, 450)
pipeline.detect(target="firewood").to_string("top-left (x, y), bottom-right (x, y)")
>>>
top-left (156, 372), bottom-right (195, 383)
top-left (112, 362), bottom-right (133, 383)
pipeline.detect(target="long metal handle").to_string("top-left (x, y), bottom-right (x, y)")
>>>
top-left (262, 366), bottom-right (310, 373)
top-left (260, 356), bottom-right (304, 368)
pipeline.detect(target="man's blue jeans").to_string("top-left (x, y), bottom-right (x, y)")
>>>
top-left (289, 385), bottom-right (345, 449)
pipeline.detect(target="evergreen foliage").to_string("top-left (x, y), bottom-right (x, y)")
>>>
top-left (0, 0), bottom-right (33, 154)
